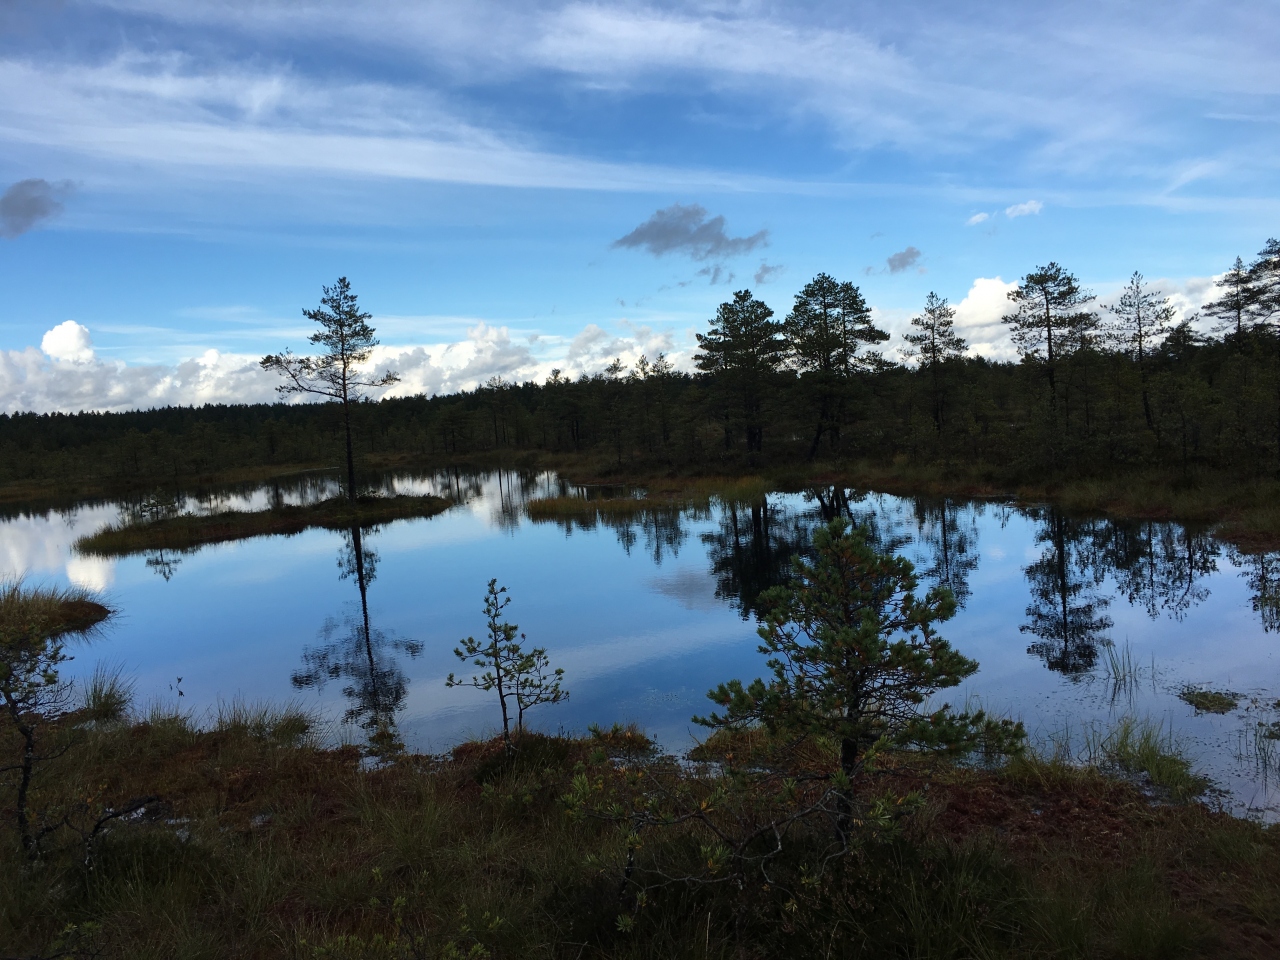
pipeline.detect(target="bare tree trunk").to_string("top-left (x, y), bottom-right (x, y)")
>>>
top-left (342, 395), bottom-right (357, 504)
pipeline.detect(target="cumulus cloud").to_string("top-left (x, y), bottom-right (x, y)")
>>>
top-left (952, 277), bottom-right (1018, 359)
top-left (1004, 200), bottom-right (1043, 218)
top-left (613, 203), bottom-right (767, 261)
top-left (886, 246), bottom-right (922, 274)
top-left (0, 178), bottom-right (74, 238)
top-left (965, 212), bottom-right (989, 225)
top-left (1, 319), bottom-right (693, 413)
top-left (41, 321), bottom-right (95, 364)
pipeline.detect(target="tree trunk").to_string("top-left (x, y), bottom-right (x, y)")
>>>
top-left (342, 395), bottom-right (358, 504)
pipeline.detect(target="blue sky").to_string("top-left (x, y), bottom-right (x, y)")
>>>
top-left (0, 0), bottom-right (1277, 411)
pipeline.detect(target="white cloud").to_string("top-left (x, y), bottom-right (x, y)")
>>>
top-left (1004, 200), bottom-right (1043, 218)
top-left (41, 321), bottom-right (96, 364)
top-left (66, 555), bottom-right (115, 592)
top-left (966, 212), bottom-right (990, 225)
top-left (952, 277), bottom-right (1018, 359)
top-left (1, 320), bottom-right (695, 413)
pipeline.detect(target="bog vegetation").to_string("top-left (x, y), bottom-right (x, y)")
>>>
top-left (2, 555), bottom-right (1279, 958)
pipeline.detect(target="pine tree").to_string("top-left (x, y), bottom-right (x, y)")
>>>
top-left (784, 274), bottom-right (888, 456)
top-left (902, 292), bottom-right (967, 432)
top-left (261, 278), bottom-right (400, 503)
top-left (1106, 272), bottom-right (1175, 430)
top-left (1203, 256), bottom-right (1261, 343)
top-left (1002, 263), bottom-right (1097, 416)
top-left (697, 519), bottom-right (1022, 831)
top-left (446, 580), bottom-right (566, 755)
top-left (695, 289), bottom-right (786, 452)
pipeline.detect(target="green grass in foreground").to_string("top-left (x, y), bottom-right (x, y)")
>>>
top-left (73, 494), bottom-right (452, 557)
top-left (4, 696), bottom-right (1280, 959)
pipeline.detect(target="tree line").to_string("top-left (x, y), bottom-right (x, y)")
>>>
top-left (3, 238), bottom-right (1280, 489)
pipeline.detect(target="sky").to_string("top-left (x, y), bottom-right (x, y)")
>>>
top-left (0, 0), bottom-right (1277, 413)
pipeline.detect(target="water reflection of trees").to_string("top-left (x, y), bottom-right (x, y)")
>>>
top-left (1103, 521), bottom-right (1219, 621)
top-left (1020, 509), bottom-right (1113, 676)
top-left (534, 501), bottom-right (700, 565)
top-left (292, 526), bottom-right (422, 754)
top-left (1228, 548), bottom-right (1280, 632)
top-left (910, 498), bottom-right (981, 608)
top-left (701, 496), bottom-right (809, 618)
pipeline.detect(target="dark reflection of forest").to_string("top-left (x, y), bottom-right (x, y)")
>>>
top-left (1102, 520), bottom-right (1219, 621)
top-left (701, 495), bottom-right (809, 619)
top-left (292, 525), bottom-right (422, 755)
top-left (1019, 509), bottom-right (1113, 677)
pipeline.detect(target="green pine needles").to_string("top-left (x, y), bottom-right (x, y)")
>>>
top-left (697, 519), bottom-right (1023, 818)
top-left (447, 579), bottom-right (567, 754)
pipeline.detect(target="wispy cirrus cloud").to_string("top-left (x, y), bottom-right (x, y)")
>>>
top-left (1005, 200), bottom-right (1043, 218)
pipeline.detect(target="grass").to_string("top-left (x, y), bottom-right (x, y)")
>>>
top-left (1179, 687), bottom-right (1241, 715)
top-left (74, 493), bottom-right (453, 557)
top-left (4, 700), bottom-right (1278, 959)
top-left (1085, 716), bottom-right (1213, 802)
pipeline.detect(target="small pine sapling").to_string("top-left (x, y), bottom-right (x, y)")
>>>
top-left (447, 579), bottom-right (566, 754)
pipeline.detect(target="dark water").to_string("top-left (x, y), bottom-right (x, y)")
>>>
top-left (4, 470), bottom-right (1280, 816)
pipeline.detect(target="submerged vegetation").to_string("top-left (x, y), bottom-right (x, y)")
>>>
top-left (73, 493), bottom-right (452, 557)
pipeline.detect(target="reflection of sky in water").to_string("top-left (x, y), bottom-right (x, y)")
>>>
top-left (3, 471), bottom-right (1279, 817)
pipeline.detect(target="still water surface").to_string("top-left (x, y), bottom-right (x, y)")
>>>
top-left (4, 470), bottom-right (1280, 816)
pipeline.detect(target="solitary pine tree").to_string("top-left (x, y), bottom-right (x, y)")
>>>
top-left (784, 274), bottom-right (888, 456)
top-left (1106, 272), bottom-right (1175, 430)
top-left (261, 278), bottom-right (400, 503)
top-left (902, 292), bottom-right (966, 432)
top-left (695, 289), bottom-right (786, 452)
top-left (1002, 263), bottom-right (1097, 415)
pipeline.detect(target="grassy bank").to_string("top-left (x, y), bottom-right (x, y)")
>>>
top-left (74, 494), bottom-right (453, 557)
top-left (7, 442), bottom-right (1280, 553)
top-left (3, 701), bottom-right (1279, 959)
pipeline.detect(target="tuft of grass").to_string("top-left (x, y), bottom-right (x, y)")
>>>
top-left (78, 663), bottom-right (134, 726)
top-left (1178, 687), bottom-right (1240, 714)
top-left (212, 698), bottom-right (316, 747)
top-left (1088, 716), bottom-right (1211, 802)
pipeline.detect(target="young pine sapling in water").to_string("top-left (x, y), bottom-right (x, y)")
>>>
top-left (447, 579), bottom-right (567, 754)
